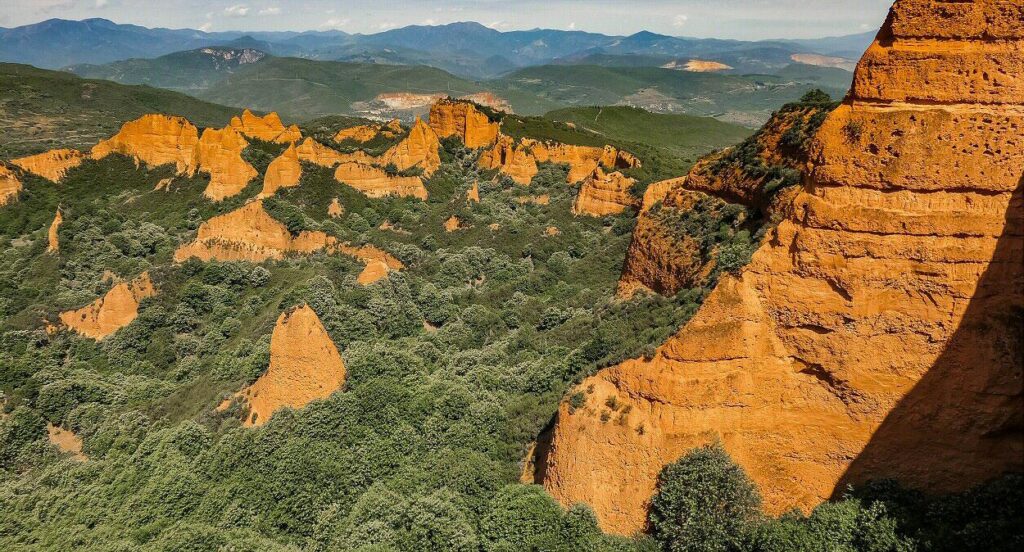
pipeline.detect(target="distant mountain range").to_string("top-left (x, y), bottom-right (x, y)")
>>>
top-left (0, 18), bottom-right (876, 79)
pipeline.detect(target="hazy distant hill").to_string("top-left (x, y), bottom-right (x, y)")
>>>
top-left (2, 18), bottom-right (876, 80)
top-left (0, 63), bottom-right (239, 158)
top-left (68, 47), bottom-right (270, 92)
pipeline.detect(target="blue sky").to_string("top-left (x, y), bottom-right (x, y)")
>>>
top-left (1, 0), bottom-right (893, 40)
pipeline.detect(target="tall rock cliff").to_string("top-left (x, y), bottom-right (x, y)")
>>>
top-left (234, 305), bottom-right (347, 427)
top-left (195, 127), bottom-right (258, 201)
top-left (91, 114), bottom-right (200, 174)
top-left (229, 110), bottom-right (302, 144)
top-left (0, 164), bottom-right (21, 206)
top-left (429, 99), bottom-right (501, 149)
top-left (536, 0), bottom-right (1024, 535)
top-left (261, 143), bottom-right (302, 198)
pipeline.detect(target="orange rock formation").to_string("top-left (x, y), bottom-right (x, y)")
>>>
top-left (296, 138), bottom-right (350, 167)
top-left (91, 114), bottom-right (200, 174)
top-left (261, 143), bottom-right (303, 197)
top-left (195, 127), bottom-right (258, 201)
top-left (357, 260), bottom-right (392, 285)
top-left (11, 149), bottom-right (85, 182)
top-left (537, 0), bottom-right (1024, 535)
top-left (59, 273), bottom-right (156, 340)
top-left (229, 110), bottom-right (302, 143)
top-left (572, 168), bottom-right (639, 216)
top-left (479, 135), bottom-right (640, 185)
top-left (328, 198), bottom-right (345, 218)
top-left (174, 201), bottom-right (403, 277)
top-left (236, 305), bottom-right (346, 426)
top-left (378, 118), bottom-right (441, 177)
top-left (335, 124), bottom-right (381, 143)
top-left (429, 99), bottom-right (501, 149)
top-left (0, 164), bottom-right (21, 206)
top-left (334, 162), bottom-right (428, 200)
top-left (47, 208), bottom-right (62, 253)
top-left (467, 181), bottom-right (480, 203)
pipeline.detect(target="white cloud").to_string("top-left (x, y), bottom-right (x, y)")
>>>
top-left (198, 21), bottom-right (213, 31)
top-left (485, 20), bottom-right (509, 30)
top-left (224, 4), bottom-right (250, 17)
top-left (568, 22), bottom-right (576, 30)
top-left (422, 18), bottom-right (437, 26)
top-left (95, 0), bottom-right (109, 8)
top-left (377, 21), bottom-right (396, 30)
top-left (319, 17), bottom-right (350, 30)
top-left (673, 14), bottom-right (689, 28)
top-left (258, 6), bottom-right (280, 16)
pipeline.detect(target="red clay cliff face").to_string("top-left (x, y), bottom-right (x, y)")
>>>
top-left (538, 0), bottom-right (1024, 535)
top-left (235, 305), bottom-right (347, 427)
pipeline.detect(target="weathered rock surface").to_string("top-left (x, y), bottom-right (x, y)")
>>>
top-left (174, 201), bottom-right (404, 276)
top-left (47, 208), bottom-right (62, 253)
top-left (334, 162), bottom-right (428, 200)
top-left (378, 118), bottom-right (441, 177)
top-left (91, 114), bottom-right (200, 174)
top-left (429, 99), bottom-right (501, 149)
top-left (328, 198), bottom-right (345, 218)
top-left (467, 181), bottom-right (480, 203)
top-left (0, 164), bottom-right (21, 206)
top-left (12, 149), bottom-right (85, 182)
top-left (335, 124), bottom-right (381, 143)
top-left (236, 305), bottom-right (346, 427)
top-left (229, 110), bottom-right (302, 143)
top-left (296, 138), bottom-right (351, 167)
top-left (538, 0), bottom-right (1024, 535)
top-left (261, 143), bottom-right (302, 197)
top-left (195, 127), bottom-right (257, 201)
top-left (59, 273), bottom-right (156, 340)
top-left (572, 168), bottom-right (639, 217)
top-left (480, 136), bottom-right (640, 185)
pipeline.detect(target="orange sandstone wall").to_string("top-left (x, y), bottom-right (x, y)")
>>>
top-left (91, 114), bottom-right (200, 174)
top-left (429, 99), bottom-right (501, 149)
top-left (47, 208), bottom-right (62, 253)
top-left (0, 164), bottom-right (21, 206)
top-left (261, 143), bottom-right (302, 197)
top-left (572, 168), bottom-right (639, 216)
top-left (195, 127), bottom-right (257, 201)
top-left (229, 110), bottom-right (302, 143)
top-left (237, 305), bottom-right (346, 426)
top-left (59, 273), bottom-right (156, 340)
top-left (11, 149), bottom-right (85, 182)
top-left (538, 0), bottom-right (1024, 535)
top-left (334, 162), bottom-right (428, 200)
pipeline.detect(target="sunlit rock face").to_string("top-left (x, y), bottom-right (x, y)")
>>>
top-left (59, 273), bottom-right (156, 340)
top-left (234, 305), bottom-right (347, 427)
top-left (12, 149), bottom-right (85, 182)
top-left (537, 0), bottom-right (1024, 535)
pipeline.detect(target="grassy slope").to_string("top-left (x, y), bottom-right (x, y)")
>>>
top-left (0, 63), bottom-right (241, 158)
top-left (542, 106), bottom-right (752, 159)
top-left (68, 49), bottom-right (259, 92)
top-left (197, 57), bottom-right (486, 121)
top-left (490, 64), bottom-right (851, 124)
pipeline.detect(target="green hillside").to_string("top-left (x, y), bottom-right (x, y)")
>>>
top-left (0, 63), bottom-right (240, 158)
top-left (197, 57), bottom-right (486, 121)
top-left (490, 64), bottom-right (852, 126)
top-left (68, 47), bottom-right (270, 93)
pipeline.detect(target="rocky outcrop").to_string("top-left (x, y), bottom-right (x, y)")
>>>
top-left (229, 110), bottom-right (302, 143)
top-left (261, 143), bottom-right (302, 197)
top-left (235, 305), bottom-right (346, 427)
top-left (479, 136), bottom-right (640, 185)
top-left (639, 177), bottom-right (683, 213)
top-left (334, 162), bottom-right (428, 200)
top-left (572, 168), bottom-right (639, 217)
top-left (295, 138), bottom-right (350, 167)
top-left (357, 260), bottom-right (391, 285)
top-left (443, 216), bottom-right (467, 232)
top-left (328, 198), bottom-right (345, 218)
top-left (59, 273), bottom-right (156, 340)
top-left (11, 149), bottom-right (85, 182)
top-left (467, 181), bottom-right (480, 203)
top-left (334, 124), bottom-right (381, 143)
top-left (91, 114), bottom-right (200, 174)
top-left (47, 208), bottom-right (62, 253)
top-left (174, 201), bottom-right (404, 276)
top-left (459, 92), bottom-right (513, 114)
top-left (538, 0), bottom-right (1024, 535)
top-left (429, 99), bottom-right (501, 149)
top-left (378, 118), bottom-right (441, 177)
top-left (0, 164), bottom-right (21, 206)
top-left (195, 127), bottom-right (258, 201)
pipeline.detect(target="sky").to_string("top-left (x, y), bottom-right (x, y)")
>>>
top-left (1, 0), bottom-right (893, 40)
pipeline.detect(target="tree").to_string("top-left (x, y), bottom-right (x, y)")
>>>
top-left (649, 442), bottom-right (762, 552)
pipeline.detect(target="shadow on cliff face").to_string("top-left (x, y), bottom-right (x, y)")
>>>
top-left (834, 176), bottom-right (1024, 497)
